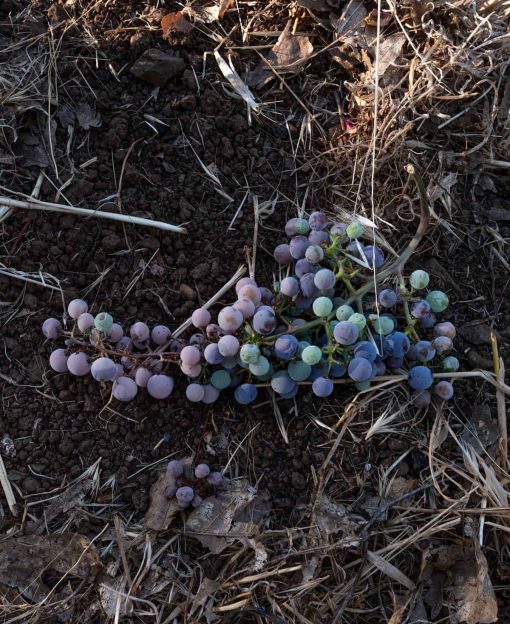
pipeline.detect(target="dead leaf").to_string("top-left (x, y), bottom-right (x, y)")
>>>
top-left (246, 21), bottom-right (313, 88)
top-left (76, 102), bottom-right (102, 130)
top-left (57, 103), bottom-right (76, 128)
top-left (185, 478), bottom-right (257, 554)
top-left (190, 577), bottom-right (220, 615)
top-left (161, 12), bottom-right (193, 35)
top-left (367, 550), bottom-right (415, 589)
top-left (144, 471), bottom-right (181, 531)
top-left (218, 0), bottom-right (235, 19)
top-left (386, 477), bottom-right (418, 500)
top-left (14, 114), bottom-right (57, 168)
top-left (357, 495), bottom-right (392, 522)
top-left (316, 494), bottom-right (365, 539)
top-left (183, 5), bottom-right (221, 23)
top-left (331, 0), bottom-right (368, 48)
top-left (375, 32), bottom-right (405, 77)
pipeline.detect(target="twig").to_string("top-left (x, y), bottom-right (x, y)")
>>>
top-left (0, 454), bottom-right (16, 514)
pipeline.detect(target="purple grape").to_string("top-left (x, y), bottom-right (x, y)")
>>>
top-left (218, 335), bottom-right (240, 357)
top-left (363, 246), bottom-right (384, 269)
top-left (49, 348), bottom-right (68, 372)
top-left (348, 357), bottom-right (373, 381)
top-left (305, 244), bottom-right (324, 265)
top-left (91, 357), bottom-right (117, 381)
top-left (252, 307), bottom-right (276, 335)
top-left (130, 322), bottom-right (150, 342)
top-left (42, 318), bottom-right (62, 339)
top-left (186, 383), bottom-right (205, 402)
top-left (434, 322), bottom-right (456, 338)
top-left (309, 230), bottom-right (330, 245)
top-left (67, 352), bottom-right (91, 376)
top-left (411, 300), bottom-right (431, 319)
top-left (235, 277), bottom-right (257, 294)
top-left (433, 336), bottom-right (453, 354)
top-left (180, 345), bottom-right (201, 366)
top-left (112, 376), bottom-right (138, 401)
top-left (121, 356), bottom-right (135, 371)
top-left (147, 358), bottom-right (163, 373)
top-left (167, 460), bottom-right (184, 477)
top-left (189, 333), bottom-right (205, 346)
top-left (259, 287), bottom-right (274, 305)
top-left (274, 243), bottom-right (292, 265)
top-left (285, 217), bottom-right (298, 236)
top-left (280, 277), bottom-right (299, 297)
top-left (205, 324), bottom-right (221, 341)
top-left (113, 364), bottom-right (124, 380)
top-left (68, 299), bottom-right (88, 319)
top-left (300, 273), bottom-right (319, 298)
top-left (314, 268), bottom-right (336, 291)
top-left (295, 258), bottom-right (317, 278)
top-left (330, 223), bottom-right (348, 238)
top-left (414, 340), bottom-right (436, 362)
top-left (374, 359), bottom-right (386, 376)
top-left (408, 366), bottom-right (433, 390)
top-left (330, 362), bottom-right (346, 378)
top-left (77, 313), bottom-right (95, 333)
top-left (386, 355), bottom-right (404, 369)
top-left (218, 306), bottom-right (244, 332)
top-left (176, 486), bottom-right (194, 507)
top-left (334, 321), bottom-right (359, 345)
top-left (106, 323), bottom-right (124, 343)
top-left (378, 289), bottom-right (397, 308)
top-left (202, 384), bottom-right (220, 404)
top-left (238, 284), bottom-right (262, 304)
top-left (195, 463), bottom-right (210, 479)
top-left (117, 336), bottom-right (133, 351)
top-left (289, 235), bottom-right (310, 259)
top-left (434, 380), bottom-right (454, 400)
top-left (202, 344), bottom-right (221, 366)
top-left (274, 335), bottom-right (298, 360)
top-left (419, 313), bottom-right (436, 329)
top-left (191, 308), bottom-right (211, 329)
top-left (233, 298), bottom-right (256, 319)
top-left (309, 211), bottom-right (328, 231)
top-left (147, 374), bottom-right (174, 399)
top-left (135, 366), bottom-right (153, 387)
top-left (312, 377), bottom-right (334, 397)
top-left (271, 371), bottom-right (297, 395)
top-left (192, 494), bottom-right (203, 507)
top-left (207, 471), bottom-right (224, 486)
top-left (151, 325), bottom-right (171, 345)
top-left (387, 332), bottom-right (410, 357)
top-left (354, 341), bottom-right (378, 361)
top-left (234, 383), bottom-right (257, 404)
top-left (411, 390), bottom-right (431, 409)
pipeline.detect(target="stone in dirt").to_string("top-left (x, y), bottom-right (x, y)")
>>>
top-left (130, 48), bottom-right (185, 86)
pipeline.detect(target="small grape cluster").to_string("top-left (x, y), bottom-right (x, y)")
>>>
top-left (42, 211), bottom-right (458, 408)
top-left (165, 459), bottom-right (224, 508)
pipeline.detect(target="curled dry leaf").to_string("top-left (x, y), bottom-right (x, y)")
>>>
top-left (161, 12), bottom-right (193, 36)
top-left (144, 470), bottom-right (181, 531)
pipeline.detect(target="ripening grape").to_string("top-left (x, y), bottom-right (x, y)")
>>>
top-left (91, 357), bottom-right (117, 381)
top-left (167, 459), bottom-right (184, 478)
top-left (309, 230), bottom-right (330, 245)
top-left (112, 376), bottom-right (138, 401)
top-left (67, 352), bottom-right (91, 376)
top-left (414, 340), bottom-right (436, 362)
top-left (312, 377), bottom-right (334, 397)
top-left (260, 287), bottom-right (274, 305)
top-left (147, 374), bottom-right (174, 399)
top-left (176, 486), bottom-right (194, 507)
top-left (68, 299), bottom-right (88, 319)
top-left (180, 345), bottom-right (201, 366)
top-left (211, 370), bottom-right (231, 390)
top-left (113, 364), bottom-right (124, 380)
top-left (411, 300), bottom-right (431, 319)
top-left (150, 325), bottom-right (171, 345)
top-left (373, 316), bottom-right (394, 335)
top-left (411, 390), bottom-right (431, 409)
top-left (238, 284), bottom-right (262, 305)
top-left (169, 339), bottom-right (185, 353)
top-left (191, 308), bottom-right (211, 329)
top-left (190, 333), bottom-right (205, 346)
top-left (203, 343), bottom-right (222, 365)
top-left (354, 341), bottom-right (378, 361)
top-left (238, 343), bottom-right (259, 365)
top-left (235, 277), bottom-right (257, 294)
top-left (334, 321), bottom-right (359, 345)
top-left (233, 298), bottom-right (256, 319)
top-left (274, 335), bottom-right (298, 360)
top-left (234, 383), bottom-right (257, 404)
top-left (288, 360), bottom-right (311, 381)
top-left (295, 258), bottom-right (317, 278)
top-left (434, 322), bottom-right (456, 338)
top-left (408, 366), bottom-right (433, 390)
top-left (346, 221), bottom-right (364, 240)
top-left (280, 277), bottom-right (299, 297)
top-left (330, 223), bottom-right (348, 238)
top-left (314, 268), bottom-right (335, 291)
top-left (387, 332), bottom-right (410, 356)
top-left (117, 336), bottom-right (133, 351)
top-left (218, 335), bottom-right (240, 358)
top-left (202, 384), bottom-right (220, 404)
top-left (285, 217), bottom-right (298, 236)
top-left (249, 355), bottom-right (270, 377)
top-left (252, 308), bottom-right (276, 335)
top-left (336, 305), bottom-right (354, 322)
top-left (434, 380), bottom-right (454, 400)
top-left (207, 471), bottom-right (224, 486)
top-left (313, 297), bottom-right (333, 317)
top-left (330, 362), bottom-right (346, 378)
top-left (77, 313), bottom-right (95, 333)
top-left (309, 211), bottom-right (327, 231)
top-left (299, 273), bottom-right (318, 299)
top-left (295, 218), bottom-right (310, 235)
top-left (378, 289), bottom-right (397, 308)
top-left (186, 383), bottom-right (205, 402)
top-left (130, 322), bottom-right (150, 343)
top-left (274, 244), bottom-right (292, 265)
top-left (410, 270), bottom-right (430, 290)
top-left (433, 336), bottom-right (453, 354)
top-left (301, 345), bottom-right (322, 366)
top-left (348, 313), bottom-right (367, 332)
top-left (180, 362), bottom-right (201, 378)
top-left (289, 235), bottom-right (310, 259)
top-left (363, 246), bottom-right (384, 269)
top-left (348, 357), bottom-right (373, 382)
top-left (42, 318), bottom-right (62, 339)
top-left (271, 371), bottom-right (297, 396)
top-left (135, 366), bottom-right (153, 387)
top-left (106, 323), bottom-right (124, 343)
top-left (95, 312), bottom-right (113, 333)
top-left (49, 348), bottom-right (68, 372)
top-left (442, 356), bottom-right (459, 372)
top-left (305, 244), bottom-right (324, 265)
top-left (218, 306), bottom-right (244, 333)
top-left (420, 313), bottom-right (436, 329)
top-left (426, 290), bottom-right (449, 313)
top-left (195, 464), bottom-right (210, 479)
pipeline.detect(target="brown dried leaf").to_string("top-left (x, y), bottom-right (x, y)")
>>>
top-left (316, 494), bottom-right (365, 539)
top-left (375, 32), bottom-right (405, 77)
top-left (76, 102), bottom-right (102, 130)
top-left (144, 471), bottom-right (181, 531)
top-left (331, 0), bottom-right (368, 47)
top-left (190, 577), bottom-right (220, 615)
top-left (161, 12), bottom-right (193, 35)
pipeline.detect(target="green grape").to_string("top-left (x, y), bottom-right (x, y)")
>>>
top-left (295, 218), bottom-right (310, 235)
top-left (95, 312), bottom-right (113, 332)
top-left (410, 269), bottom-right (430, 290)
top-left (355, 380), bottom-right (371, 391)
top-left (249, 356), bottom-right (270, 377)
top-left (373, 316), bottom-right (394, 335)
top-left (336, 304), bottom-right (354, 321)
top-left (426, 290), bottom-right (449, 313)
top-left (211, 370), bottom-right (231, 390)
top-left (349, 313), bottom-right (367, 332)
top-left (302, 345), bottom-right (322, 366)
top-left (288, 360), bottom-right (312, 381)
top-left (297, 340), bottom-right (311, 356)
top-left (313, 297), bottom-right (333, 317)
top-left (346, 221), bottom-right (364, 240)
top-left (240, 343), bottom-right (260, 364)
top-left (442, 356), bottom-right (459, 372)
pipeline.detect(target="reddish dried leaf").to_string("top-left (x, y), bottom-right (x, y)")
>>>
top-left (218, 0), bottom-right (235, 19)
top-left (161, 12), bottom-right (193, 36)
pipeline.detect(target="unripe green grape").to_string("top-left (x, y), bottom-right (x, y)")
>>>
top-left (95, 312), bottom-right (113, 332)
top-left (240, 343), bottom-right (260, 365)
top-left (442, 356), bottom-right (459, 372)
top-left (302, 345), bottom-right (322, 366)
top-left (295, 218), bottom-right (310, 235)
top-left (313, 297), bottom-right (333, 317)
top-left (346, 221), bottom-right (364, 240)
top-left (373, 316), bottom-right (394, 335)
top-left (211, 370), bottom-right (231, 390)
top-left (249, 355), bottom-right (270, 377)
top-left (288, 360), bottom-right (312, 381)
top-left (426, 290), bottom-right (449, 313)
top-left (336, 304), bottom-right (354, 321)
top-left (410, 269), bottom-right (430, 290)
top-left (348, 313), bottom-right (367, 332)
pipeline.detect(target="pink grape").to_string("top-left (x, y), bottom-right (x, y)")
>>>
top-left (186, 383), bottom-right (205, 402)
top-left (68, 299), bottom-right (88, 319)
top-left (204, 343), bottom-right (223, 365)
top-left (218, 335), bottom-right (240, 357)
top-left (49, 348), bottom-right (68, 372)
top-left (130, 322), bottom-right (150, 342)
top-left (67, 352), bottom-right (91, 376)
top-left (77, 313), bottom-right (95, 333)
top-left (195, 463), bottom-right (210, 478)
top-left (180, 362), bottom-right (201, 378)
top-left (434, 322), bottom-right (456, 339)
top-left (411, 390), bottom-right (431, 409)
top-left (112, 376), bottom-right (137, 401)
top-left (233, 299), bottom-right (256, 319)
top-left (167, 460), bottom-right (184, 477)
top-left (218, 306), bottom-right (243, 332)
top-left (434, 380), bottom-right (454, 400)
top-left (135, 367), bottom-right (153, 387)
top-left (181, 345), bottom-right (201, 366)
top-left (176, 486), bottom-right (194, 507)
top-left (42, 318), bottom-right (62, 339)
top-left (105, 323), bottom-right (123, 343)
top-left (147, 374), bottom-right (174, 399)
top-left (191, 308), bottom-right (211, 328)
top-left (151, 325), bottom-right (171, 345)
top-left (91, 357), bottom-right (117, 381)
top-left (273, 244), bottom-right (292, 265)
top-left (235, 277), bottom-right (257, 294)
top-left (202, 384), bottom-right (220, 404)
top-left (238, 284), bottom-right (262, 304)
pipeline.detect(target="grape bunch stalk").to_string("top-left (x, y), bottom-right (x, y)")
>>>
top-left (42, 211), bottom-right (458, 408)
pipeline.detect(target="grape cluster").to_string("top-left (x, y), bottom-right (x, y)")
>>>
top-left (165, 459), bottom-right (224, 508)
top-left (42, 211), bottom-right (458, 408)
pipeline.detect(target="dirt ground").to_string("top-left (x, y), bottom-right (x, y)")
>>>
top-left (1, 1), bottom-right (510, 623)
